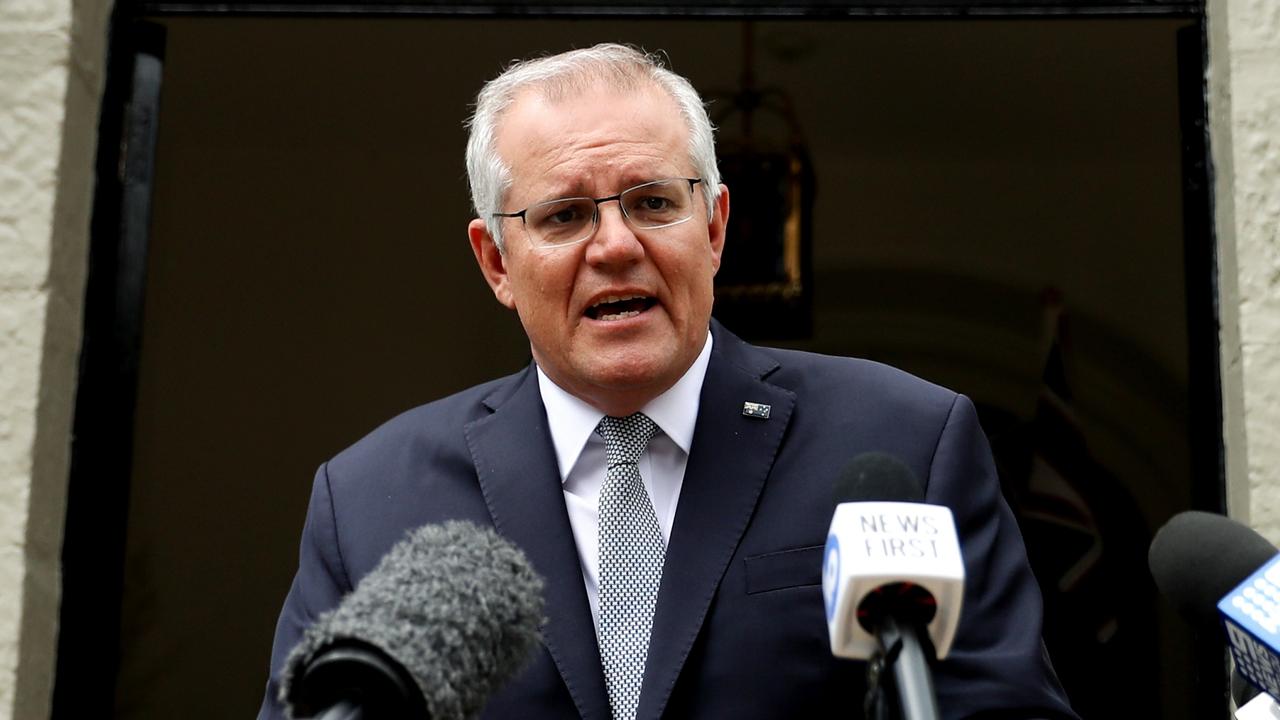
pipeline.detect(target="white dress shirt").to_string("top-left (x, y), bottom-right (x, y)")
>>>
top-left (536, 331), bottom-right (713, 630)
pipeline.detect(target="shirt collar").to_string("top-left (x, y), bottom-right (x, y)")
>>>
top-left (536, 330), bottom-right (713, 483)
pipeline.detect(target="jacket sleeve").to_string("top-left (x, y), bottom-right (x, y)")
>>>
top-left (257, 463), bottom-right (352, 720)
top-left (925, 395), bottom-right (1079, 720)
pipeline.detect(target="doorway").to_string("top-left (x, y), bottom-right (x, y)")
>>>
top-left (67, 12), bottom-right (1214, 719)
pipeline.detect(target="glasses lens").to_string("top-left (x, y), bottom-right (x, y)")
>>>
top-left (621, 179), bottom-right (695, 229)
top-left (525, 197), bottom-right (596, 247)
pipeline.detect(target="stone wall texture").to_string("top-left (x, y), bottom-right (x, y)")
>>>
top-left (0, 1), bottom-right (109, 718)
top-left (1209, 0), bottom-right (1280, 539)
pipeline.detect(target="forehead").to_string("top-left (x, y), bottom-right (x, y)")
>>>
top-left (495, 82), bottom-right (690, 200)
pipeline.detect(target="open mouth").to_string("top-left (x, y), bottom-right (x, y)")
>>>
top-left (585, 294), bottom-right (657, 321)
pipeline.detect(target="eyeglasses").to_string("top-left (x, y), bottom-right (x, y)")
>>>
top-left (493, 178), bottom-right (704, 249)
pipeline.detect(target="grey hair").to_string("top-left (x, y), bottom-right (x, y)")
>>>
top-left (465, 43), bottom-right (721, 252)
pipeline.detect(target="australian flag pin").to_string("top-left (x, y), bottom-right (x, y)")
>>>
top-left (742, 401), bottom-right (772, 419)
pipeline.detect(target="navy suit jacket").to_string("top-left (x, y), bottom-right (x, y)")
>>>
top-left (260, 322), bottom-right (1077, 719)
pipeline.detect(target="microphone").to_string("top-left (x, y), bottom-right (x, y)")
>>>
top-left (280, 521), bottom-right (545, 720)
top-left (1149, 511), bottom-right (1280, 712)
top-left (1149, 510), bottom-right (1276, 626)
top-left (1237, 692), bottom-right (1280, 720)
top-left (822, 453), bottom-right (965, 720)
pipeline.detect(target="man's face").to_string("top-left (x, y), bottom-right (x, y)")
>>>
top-left (469, 82), bottom-right (729, 416)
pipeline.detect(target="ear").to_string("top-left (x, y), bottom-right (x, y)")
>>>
top-left (468, 218), bottom-right (516, 309)
top-left (707, 184), bottom-right (730, 274)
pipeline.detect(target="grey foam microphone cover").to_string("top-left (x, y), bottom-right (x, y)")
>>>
top-left (281, 520), bottom-right (545, 719)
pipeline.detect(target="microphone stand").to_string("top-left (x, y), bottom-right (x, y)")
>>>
top-left (864, 616), bottom-right (940, 720)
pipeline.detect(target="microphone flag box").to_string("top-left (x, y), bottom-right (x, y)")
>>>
top-left (1236, 693), bottom-right (1280, 720)
top-left (1220, 553), bottom-right (1280, 698)
top-left (823, 501), bottom-right (965, 661)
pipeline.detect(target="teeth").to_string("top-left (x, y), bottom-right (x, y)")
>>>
top-left (588, 294), bottom-right (649, 321)
top-left (591, 294), bottom-right (645, 310)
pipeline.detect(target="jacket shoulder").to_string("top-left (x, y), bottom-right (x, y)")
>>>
top-left (327, 369), bottom-right (525, 477)
top-left (756, 345), bottom-right (959, 413)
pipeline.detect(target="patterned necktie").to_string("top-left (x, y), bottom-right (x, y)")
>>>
top-left (596, 412), bottom-right (664, 720)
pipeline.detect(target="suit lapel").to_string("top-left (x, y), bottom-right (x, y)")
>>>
top-left (464, 368), bottom-right (611, 720)
top-left (637, 325), bottom-right (796, 720)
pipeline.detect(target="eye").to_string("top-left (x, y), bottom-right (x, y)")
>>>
top-left (637, 196), bottom-right (672, 211)
top-left (618, 179), bottom-right (693, 228)
top-left (626, 193), bottom-right (679, 217)
top-left (547, 207), bottom-right (582, 225)
top-left (530, 200), bottom-right (590, 229)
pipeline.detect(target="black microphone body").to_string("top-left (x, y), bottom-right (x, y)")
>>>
top-left (295, 642), bottom-right (427, 719)
top-left (281, 521), bottom-right (545, 720)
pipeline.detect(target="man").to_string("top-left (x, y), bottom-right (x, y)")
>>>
top-left (260, 44), bottom-right (1077, 719)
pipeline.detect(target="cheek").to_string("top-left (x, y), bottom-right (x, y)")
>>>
top-left (507, 265), bottom-right (540, 313)
top-left (673, 250), bottom-right (716, 293)
top-left (511, 257), bottom-right (577, 315)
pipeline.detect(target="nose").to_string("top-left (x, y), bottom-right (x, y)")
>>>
top-left (584, 200), bottom-right (644, 266)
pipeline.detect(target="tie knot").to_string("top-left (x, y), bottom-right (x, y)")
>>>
top-left (596, 412), bottom-right (659, 467)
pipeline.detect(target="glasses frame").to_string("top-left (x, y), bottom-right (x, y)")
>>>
top-left (493, 177), bottom-right (704, 249)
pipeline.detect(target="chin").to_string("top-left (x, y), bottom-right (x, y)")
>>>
top-left (580, 354), bottom-right (673, 392)
top-left (587, 364), bottom-right (666, 391)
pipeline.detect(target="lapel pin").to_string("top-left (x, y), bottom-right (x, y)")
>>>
top-left (742, 401), bottom-right (772, 419)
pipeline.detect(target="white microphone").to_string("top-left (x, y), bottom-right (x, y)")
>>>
top-left (822, 454), bottom-right (966, 661)
top-left (1238, 693), bottom-right (1280, 720)
top-left (822, 453), bottom-right (965, 720)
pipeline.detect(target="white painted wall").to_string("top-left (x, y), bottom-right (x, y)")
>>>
top-left (1209, 0), bottom-right (1280, 538)
top-left (0, 1), bottom-right (111, 718)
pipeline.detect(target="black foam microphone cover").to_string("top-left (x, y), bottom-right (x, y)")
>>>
top-left (833, 452), bottom-right (925, 506)
top-left (1149, 510), bottom-right (1277, 626)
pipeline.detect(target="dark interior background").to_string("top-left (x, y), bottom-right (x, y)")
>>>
top-left (119, 16), bottom-right (1198, 718)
